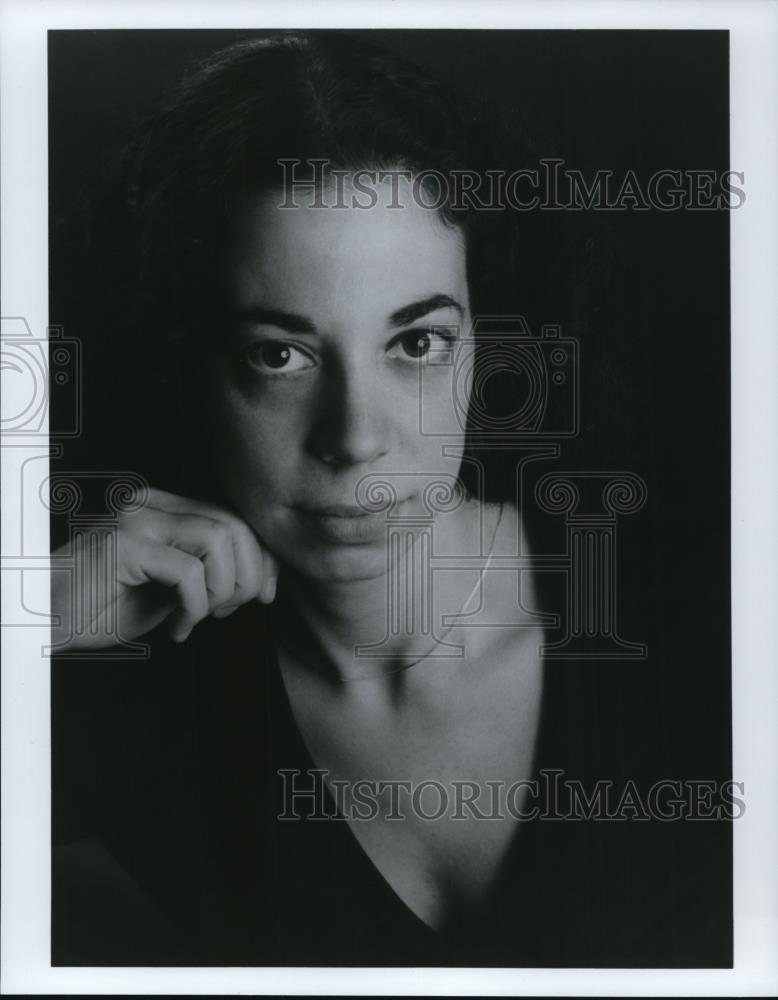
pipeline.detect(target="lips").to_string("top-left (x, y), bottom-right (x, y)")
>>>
top-left (296, 497), bottom-right (413, 543)
top-left (307, 503), bottom-right (375, 518)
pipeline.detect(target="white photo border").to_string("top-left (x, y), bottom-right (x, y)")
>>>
top-left (1, 0), bottom-right (777, 995)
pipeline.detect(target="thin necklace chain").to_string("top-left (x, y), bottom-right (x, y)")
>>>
top-left (277, 501), bottom-right (505, 683)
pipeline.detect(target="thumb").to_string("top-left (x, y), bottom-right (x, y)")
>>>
top-left (258, 548), bottom-right (280, 604)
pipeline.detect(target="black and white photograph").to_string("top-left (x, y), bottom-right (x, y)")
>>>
top-left (1, 1), bottom-right (777, 995)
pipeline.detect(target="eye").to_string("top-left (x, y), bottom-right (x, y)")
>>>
top-left (387, 327), bottom-right (457, 364)
top-left (242, 341), bottom-right (315, 375)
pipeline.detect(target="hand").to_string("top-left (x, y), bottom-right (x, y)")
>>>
top-left (50, 487), bottom-right (278, 651)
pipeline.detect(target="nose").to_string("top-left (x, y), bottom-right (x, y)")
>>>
top-left (307, 358), bottom-right (390, 468)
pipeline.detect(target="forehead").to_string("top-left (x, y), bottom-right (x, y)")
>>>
top-left (222, 179), bottom-right (469, 321)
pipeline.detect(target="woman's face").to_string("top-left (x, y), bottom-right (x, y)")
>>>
top-left (201, 177), bottom-right (473, 583)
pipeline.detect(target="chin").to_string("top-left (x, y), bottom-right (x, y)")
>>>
top-left (252, 503), bottom-right (429, 585)
top-left (283, 536), bottom-right (392, 585)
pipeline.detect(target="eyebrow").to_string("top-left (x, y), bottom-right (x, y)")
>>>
top-left (232, 306), bottom-right (316, 333)
top-left (387, 294), bottom-right (465, 328)
top-left (232, 294), bottom-right (464, 334)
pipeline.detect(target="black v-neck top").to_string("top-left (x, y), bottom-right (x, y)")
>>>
top-left (52, 590), bottom-right (732, 967)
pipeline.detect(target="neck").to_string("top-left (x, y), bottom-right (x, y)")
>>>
top-left (275, 499), bottom-right (504, 686)
top-left (282, 569), bottom-right (394, 648)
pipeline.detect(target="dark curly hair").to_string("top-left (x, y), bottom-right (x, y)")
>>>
top-left (57, 30), bottom-right (549, 506)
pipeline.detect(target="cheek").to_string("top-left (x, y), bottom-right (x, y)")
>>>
top-left (456, 340), bottom-right (476, 406)
top-left (414, 383), bottom-right (469, 478)
top-left (200, 385), bottom-right (303, 503)
top-left (415, 356), bottom-right (473, 443)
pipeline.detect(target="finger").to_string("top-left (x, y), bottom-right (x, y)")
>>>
top-left (217, 515), bottom-right (269, 606)
top-left (144, 487), bottom-right (245, 524)
top-left (128, 508), bottom-right (237, 611)
top-left (122, 538), bottom-right (210, 641)
top-left (209, 530), bottom-right (278, 612)
top-left (143, 488), bottom-right (278, 606)
top-left (231, 520), bottom-right (279, 605)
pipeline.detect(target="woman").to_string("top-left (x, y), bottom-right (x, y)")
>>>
top-left (51, 31), bottom-right (728, 967)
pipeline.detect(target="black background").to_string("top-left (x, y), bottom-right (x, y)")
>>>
top-left (49, 29), bottom-right (731, 965)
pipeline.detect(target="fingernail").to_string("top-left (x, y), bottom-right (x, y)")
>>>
top-left (213, 605), bottom-right (238, 618)
top-left (262, 577), bottom-right (277, 604)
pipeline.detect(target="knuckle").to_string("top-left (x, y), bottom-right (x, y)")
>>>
top-left (210, 581), bottom-right (234, 606)
top-left (116, 509), bottom-right (135, 532)
top-left (231, 578), bottom-right (259, 604)
top-left (182, 558), bottom-right (206, 588)
top-left (220, 512), bottom-right (251, 543)
top-left (119, 507), bottom-right (152, 537)
top-left (206, 519), bottom-right (230, 546)
top-left (229, 514), bottom-right (252, 537)
top-left (237, 558), bottom-right (265, 597)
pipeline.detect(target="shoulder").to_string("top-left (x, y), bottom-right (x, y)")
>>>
top-left (467, 499), bottom-right (545, 632)
top-left (447, 500), bottom-right (545, 710)
top-left (464, 499), bottom-right (530, 559)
